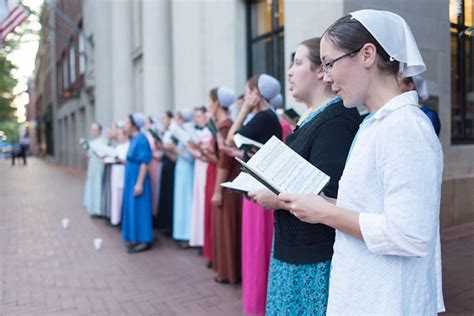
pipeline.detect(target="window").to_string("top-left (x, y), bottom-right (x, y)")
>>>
top-left (246, 0), bottom-right (285, 107)
top-left (79, 33), bottom-right (85, 74)
top-left (450, 0), bottom-right (474, 144)
top-left (62, 54), bottom-right (69, 90)
top-left (69, 40), bottom-right (76, 83)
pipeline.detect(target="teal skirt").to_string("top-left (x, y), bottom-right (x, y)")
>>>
top-left (266, 256), bottom-right (331, 316)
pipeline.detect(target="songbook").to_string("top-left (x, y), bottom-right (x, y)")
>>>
top-left (206, 118), bottom-right (218, 140)
top-left (183, 123), bottom-right (201, 144)
top-left (233, 133), bottom-right (263, 151)
top-left (221, 172), bottom-right (266, 195)
top-left (148, 128), bottom-right (162, 143)
top-left (169, 122), bottom-right (191, 144)
top-left (79, 138), bottom-right (116, 160)
top-left (281, 108), bottom-right (300, 125)
top-left (228, 136), bottom-right (330, 196)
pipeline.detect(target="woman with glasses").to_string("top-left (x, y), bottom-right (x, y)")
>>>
top-left (279, 10), bottom-right (445, 315)
top-left (248, 38), bottom-right (360, 315)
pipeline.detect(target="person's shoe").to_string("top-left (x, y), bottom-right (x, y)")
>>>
top-left (126, 242), bottom-right (137, 251)
top-left (178, 241), bottom-right (190, 249)
top-left (206, 261), bottom-right (213, 269)
top-left (128, 243), bottom-right (152, 253)
top-left (214, 277), bottom-right (229, 284)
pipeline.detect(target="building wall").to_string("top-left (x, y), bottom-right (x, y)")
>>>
top-left (284, 0), bottom-right (344, 114)
top-left (171, 0), bottom-right (247, 109)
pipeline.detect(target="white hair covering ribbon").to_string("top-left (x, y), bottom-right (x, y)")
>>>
top-left (413, 75), bottom-right (429, 101)
top-left (350, 9), bottom-right (426, 77)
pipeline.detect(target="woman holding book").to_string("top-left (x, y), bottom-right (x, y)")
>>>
top-left (83, 122), bottom-right (106, 217)
top-left (249, 37), bottom-right (360, 314)
top-left (188, 106), bottom-right (212, 249)
top-left (157, 111), bottom-right (176, 237)
top-left (144, 117), bottom-right (163, 226)
top-left (277, 10), bottom-right (444, 315)
top-left (171, 110), bottom-right (196, 248)
top-left (226, 74), bottom-right (282, 315)
top-left (207, 86), bottom-right (243, 284)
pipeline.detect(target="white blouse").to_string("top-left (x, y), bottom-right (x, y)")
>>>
top-left (327, 91), bottom-right (445, 315)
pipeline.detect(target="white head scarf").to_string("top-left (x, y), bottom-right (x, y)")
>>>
top-left (413, 75), bottom-right (429, 101)
top-left (179, 110), bottom-right (194, 123)
top-left (217, 87), bottom-right (237, 108)
top-left (350, 9), bottom-right (426, 77)
top-left (131, 113), bottom-right (146, 129)
top-left (269, 93), bottom-right (283, 109)
top-left (257, 74), bottom-right (281, 101)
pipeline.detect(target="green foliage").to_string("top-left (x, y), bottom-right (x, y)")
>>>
top-left (0, 52), bottom-right (18, 123)
top-left (0, 121), bottom-right (19, 143)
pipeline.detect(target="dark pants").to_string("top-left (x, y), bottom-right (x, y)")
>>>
top-left (11, 145), bottom-right (27, 165)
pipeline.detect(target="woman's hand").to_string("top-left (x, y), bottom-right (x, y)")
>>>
top-left (278, 193), bottom-right (332, 224)
top-left (242, 92), bottom-right (260, 113)
top-left (248, 188), bottom-right (280, 209)
top-left (211, 190), bottom-right (223, 207)
top-left (134, 183), bottom-right (144, 196)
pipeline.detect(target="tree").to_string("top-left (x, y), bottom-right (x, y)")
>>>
top-left (0, 13), bottom-right (38, 143)
top-left (0, 53), bottom-right (18, 123)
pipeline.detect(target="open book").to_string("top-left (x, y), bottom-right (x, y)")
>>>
top-left (233, 133), bottom-right (263, 151)
top-left (80, 138), bottom-right (116, 160)
top-left (148, 128), bottom-right (162, 143)
top-left (223, 136), bottom-right (330, 196)
top-left (206, 118), bottom-right (218, 140)
top-left (221, 172), bottom-right (266, 195)
top-left (169, 122), bottom-right (191, 144)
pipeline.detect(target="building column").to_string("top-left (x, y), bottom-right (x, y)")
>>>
top-left (142, 0), bottom-right (173, 117)
top-left (111, 0), bottom-right (134, 122)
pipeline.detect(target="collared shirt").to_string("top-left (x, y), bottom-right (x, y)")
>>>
top-left (327, 91), bottom-right (445, 315)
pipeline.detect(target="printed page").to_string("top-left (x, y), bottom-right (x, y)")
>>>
top-left (183, 123), bottom-right (201, 144)
top-left (169, 122), bottom-right (191, 144)
top-left (220, 172), bottom-right (265, 195)
top-left (233, 133), bottom-right (264, 149)
top-left (242, 136), bottom-right (330, 195)
top-left (89, 141), bottom-right (116, 158)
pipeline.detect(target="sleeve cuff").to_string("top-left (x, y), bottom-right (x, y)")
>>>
top-left (359, 213), bottom-right (393, 254)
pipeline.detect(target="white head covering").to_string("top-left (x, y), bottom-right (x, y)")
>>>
top-left (257, 74), bottom-right (281, 101)
top-left (269, 93), bottom-right (283, 109)
top-left (217, 87), bottom-right (237, 108)
top-left (131, 113), bottom-right (146, 129)
top-left (180, 110), bottom-right (194, 123)
top-left (413, 75), bottom-right (429, 101)
top-left (350, 9), bottom-right (425, 77)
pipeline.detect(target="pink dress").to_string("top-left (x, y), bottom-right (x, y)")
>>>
top-left (145, 132), bottom-right (163, 219)
top-left (189, 128), bottom-right (212, 247)
top-left (242, 198), bottom-right (274, 315)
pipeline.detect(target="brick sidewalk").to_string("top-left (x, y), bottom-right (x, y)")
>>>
top-left (0, 158), bottom-right (473, 315)
top-left (0, 159), bottom-right (242, 315)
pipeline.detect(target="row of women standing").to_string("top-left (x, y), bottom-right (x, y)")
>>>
top-left (83, 8), bottom-right (445, 315)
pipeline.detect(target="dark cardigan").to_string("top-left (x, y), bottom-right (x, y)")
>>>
top-left (273, 100), bottom-right (361, 264)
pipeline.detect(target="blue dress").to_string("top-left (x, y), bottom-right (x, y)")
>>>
top-left (121, 133), bottom-right (153, 243)
top-left (172, 142), bottom-right (195, 240)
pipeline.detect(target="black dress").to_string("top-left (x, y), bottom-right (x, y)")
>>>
top-left (273, 100), bottom-right (362, 264)
top-left (156, 154), bottom-right (175, 235)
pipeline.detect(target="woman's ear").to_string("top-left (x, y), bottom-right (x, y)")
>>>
top-left (316, 65), bottom-right (325, 80)
top-left (362, 43), bottom-right (377, 69)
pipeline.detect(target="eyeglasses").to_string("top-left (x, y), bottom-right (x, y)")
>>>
top-left (322, 46), bottom-right (363, 74)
